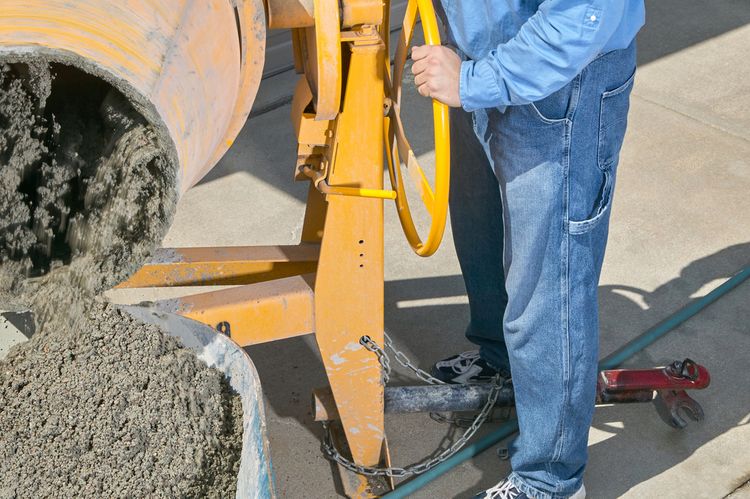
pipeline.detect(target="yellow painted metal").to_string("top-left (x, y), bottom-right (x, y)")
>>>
top-left (300, 182), bottom-right (328, 243)
top-left (118, 245), bottom-right (319, 288)
top-left (341, 0), bottom-right (384, 28)
top-left (291, 76), bottom-right (333, 181)
top-left (292, 71), bottom-right (397, 203)
top-left (156, 275), bottom-right (316, 346)
top-left (265, 0), bottom-right (315, 29)
top-left (300, 166), bottom-right (398, 200)
top-left (291, 27), bottom-right (307, 73)
top-left (329, 422), bottom-right (393, 498)
top-left (313, 30), bottom-right (387, 477)
top-left (0, 0), bottom-right (266, 193)
top-left (302, 0), bottom-right (341, 120)
top-left (385, 0), bottom-right (451, 256)
top-left (312, 386), bottom-right (339, 421)
top-left (320, 184), bottom-right (397, 200)
top-left (292, 78), bottom-right (331, 145)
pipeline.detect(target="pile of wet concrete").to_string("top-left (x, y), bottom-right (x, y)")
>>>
top-left (0, 62), bottom-right (244, 497)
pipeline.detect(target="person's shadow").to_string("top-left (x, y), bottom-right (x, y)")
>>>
top-left (582, 243), bottom-right (750, 498)
top-left (427, 242), bottom-right (749, 498)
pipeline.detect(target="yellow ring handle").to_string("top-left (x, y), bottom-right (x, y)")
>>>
top-left (385, 0), bottom-right (451, 257)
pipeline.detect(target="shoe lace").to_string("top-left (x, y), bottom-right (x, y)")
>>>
top-left (449, 350), bottom-right (482, 374)
top-left (484, 480), bottom-right (521, 499)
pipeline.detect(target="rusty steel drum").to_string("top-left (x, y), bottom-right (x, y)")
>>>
top-left (0, 0), bottom-right (266, 193)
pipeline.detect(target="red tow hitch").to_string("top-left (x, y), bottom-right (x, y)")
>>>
top-left (596, 359), bottom-right (711, 428)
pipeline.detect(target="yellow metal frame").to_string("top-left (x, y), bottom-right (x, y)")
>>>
top-left (122, 25), bottom-right (391, 498)
top-left (117, 245), bottom-right (319, 287)
top-left (121, 1), bottom-right (450, 496)
top-left (300, 165), bottom-right (397, 200)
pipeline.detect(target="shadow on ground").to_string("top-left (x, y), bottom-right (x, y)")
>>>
top-left (444, 243), bottom-right (749, 498)
top-left (246, 242), bottom-right (749, 497)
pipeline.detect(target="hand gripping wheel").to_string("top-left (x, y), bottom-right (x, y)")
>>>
top-left (385, 0), bottom-right (451, 257)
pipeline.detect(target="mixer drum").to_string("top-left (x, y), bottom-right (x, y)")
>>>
top-left (0, 0), bottom-right (266, 193)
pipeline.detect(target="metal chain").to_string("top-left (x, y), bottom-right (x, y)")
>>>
top-left (321, 335), bottom-right (504, 478)
top-left (383, 331), bottom-right (447, 385)
top-left (383, 331), bottom-right (512, 427)
top-left (360, 335), bottom-right (391, 384)
top-left (430, 405), bottom-right (513, 428)
top-left (322, 377), bottom-right (502, 478)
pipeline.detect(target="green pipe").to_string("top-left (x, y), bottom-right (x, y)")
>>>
top-left (599, 265), bottom-right (750, 370)
top-left (383, 265), bottom-right (750, 499)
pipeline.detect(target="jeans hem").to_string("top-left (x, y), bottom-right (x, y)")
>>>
top-left (508, 473), bottom-right (579, 499)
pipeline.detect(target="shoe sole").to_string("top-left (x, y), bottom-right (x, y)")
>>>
top-left (570, 484), bottom-right (586, 499)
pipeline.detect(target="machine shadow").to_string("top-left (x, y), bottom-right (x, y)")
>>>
top-left (382, 243), bottom-right (749, 498)
top-left (244, 335), bottom-right (328, 434)
top-left (637, 0), bottom-right (750, 66)
top-left (242, 241), bottom-right (748, 496)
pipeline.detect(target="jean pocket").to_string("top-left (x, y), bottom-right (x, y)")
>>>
top-left (528, 101), bottom-right (569, 125)
top-left (568, 169), bottom-right (613, 235)
top-left (527, 75), bottom-right (581, 125)
top-left (597, 71), bottom-right (635, 170)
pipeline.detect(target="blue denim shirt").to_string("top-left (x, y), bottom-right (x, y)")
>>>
top-left (436, 0), bottom-right (645, 111)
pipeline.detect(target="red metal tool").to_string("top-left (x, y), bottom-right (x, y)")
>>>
top-left (596, 359), bottom-right (710, 428)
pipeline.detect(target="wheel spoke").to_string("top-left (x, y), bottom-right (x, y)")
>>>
top-left (384, 0), bottom-right (450, 257)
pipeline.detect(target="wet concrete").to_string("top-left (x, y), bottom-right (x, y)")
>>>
top-left (0, 62), bottom-right (243, 496)
top-left (0, 62), bottom-right (176, 291)
top-left (0, 300), bottom-right (243, 498)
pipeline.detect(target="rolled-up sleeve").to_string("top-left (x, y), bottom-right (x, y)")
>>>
top-left (459, 0), bottom-right (627, 111)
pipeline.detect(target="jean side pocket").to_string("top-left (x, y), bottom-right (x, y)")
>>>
top-left (528, 102), bottom-right (569, 125)
top-left (527, 74), bottom-right (581, 125)
top-left (597, 71), bottom-right (635, 170)
top-left (568, 169), bottom-right (613, 235)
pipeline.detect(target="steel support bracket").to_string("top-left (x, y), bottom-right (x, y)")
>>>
top-left (327, 421), bottom-right (394, 498)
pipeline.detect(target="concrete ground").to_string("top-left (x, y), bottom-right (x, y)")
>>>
top-left (112, 1), bottom-right (750, 497)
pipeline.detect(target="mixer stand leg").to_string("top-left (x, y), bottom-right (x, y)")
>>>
top-left (313, 35), bottom-right (391, 497)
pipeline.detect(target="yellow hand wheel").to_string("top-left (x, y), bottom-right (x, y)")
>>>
top-left (385, 0), bottom-right (451, 257)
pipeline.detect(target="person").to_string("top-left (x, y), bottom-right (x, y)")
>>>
top-left (410, 1), bottom-right (645, 498)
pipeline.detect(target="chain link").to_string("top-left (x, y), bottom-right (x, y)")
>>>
top-left (430, 406), bottom-right (512, 428)
top-left (321, 334), bottom-right (505, 478)
top-left (383, 331), bottom-right (447, 385)
top-left (360, 335), bottom-right (391, 384)
top-left (383, 331), bottom-right (512, 426)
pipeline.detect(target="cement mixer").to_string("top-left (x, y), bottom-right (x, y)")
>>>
top-left (0, 1), bottom-right (713, 498)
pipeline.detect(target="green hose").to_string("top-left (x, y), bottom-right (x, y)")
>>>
top-left (383, 265), bottom-right (750, 498)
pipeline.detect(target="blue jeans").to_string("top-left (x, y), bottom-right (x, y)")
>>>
top-left (449, 43), bottom-right (636, 499)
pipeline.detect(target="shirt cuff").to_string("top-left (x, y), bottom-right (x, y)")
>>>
top-left (459, 59), bottom-right (503, 112)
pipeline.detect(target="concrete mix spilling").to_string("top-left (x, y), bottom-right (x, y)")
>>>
top-left (0, 62), bottom-right (244, 497)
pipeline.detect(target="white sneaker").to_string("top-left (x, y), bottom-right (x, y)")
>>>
top-left (474, 479), bottom-right (586, 499)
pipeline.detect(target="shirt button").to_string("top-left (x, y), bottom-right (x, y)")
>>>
top-left (590, 15), bottom-right (597, 21)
